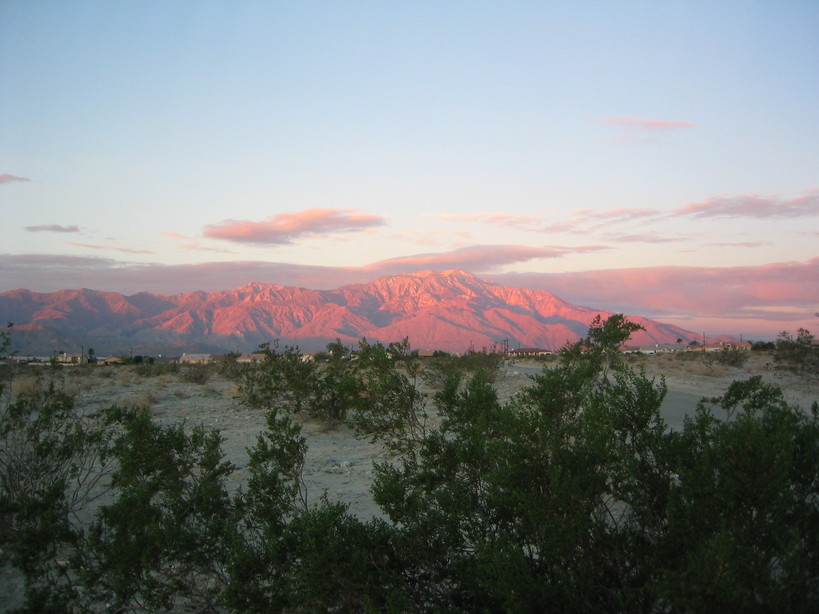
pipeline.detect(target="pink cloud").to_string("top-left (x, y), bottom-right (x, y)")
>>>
top-left (363, 245), bottom-right (608, 274)
top-left (204, 208), bottom-right (386, 244)
top-left (0, 254), bottom-right (358, 294)
top-left (604, 117), bottom-right (697, 130)
top-left (603, 233), bottom-right (683, 243)
top-left (68, 242), bottom-right (154, 255)
top-left (0, 244), bottom-right (609, 294)
top-left (707, 241), bottom-right (768, 248)
top-left (162, 231), bottom-right (234, 253)
top-left (674, 191), bottom-right (819, 219)
top-left (435, 208), bottom-right (661, 235)
top-left (390, 229), bottom-right (472, 247)
top-left (25, 224), bottom-right (81, 233)
top-left (541, 207), bottom-right (662, 234)
top-left (0, 174), bottom-right (31, 184)
top-left (603, 117), bottom-right (697, 142)
top-left (495, 258), bottom-right (819, 333)
top-left (432, 212), bottom-right (543, 231)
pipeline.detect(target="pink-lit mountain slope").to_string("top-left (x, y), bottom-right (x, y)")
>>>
top-left (0, 270), bottom-right (700, 355)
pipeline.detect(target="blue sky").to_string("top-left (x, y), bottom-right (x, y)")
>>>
top-left (1, 1), bottom-right (817, 337)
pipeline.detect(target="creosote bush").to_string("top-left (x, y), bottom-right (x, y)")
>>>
top-left (774, 327), bottom-right (818, 374)
top-left (1, 317), bottom-right (818, 612)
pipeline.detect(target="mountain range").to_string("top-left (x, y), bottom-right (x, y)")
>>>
top-left (0, 269), bottom-right (703, 356)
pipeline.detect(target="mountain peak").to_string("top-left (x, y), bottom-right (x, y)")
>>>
top-left (0, 270), bottom-right (701, 354)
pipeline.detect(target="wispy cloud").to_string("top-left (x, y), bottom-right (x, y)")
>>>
top-left (364, 244), bottom-right (608, 274)
top-left (602, 233), bottom-right (683, 243)
top-left (390, 228), bottom-right (472, 248)
top-left (673, 191), bottom-right (819, 219)
top-left (68, 242), bottom-right (154, 255)
top-left (0, 244), bottom-right (609, 294)
top-left (431, 212), bottom-right (543, 231)
top-left (25, 224), bottom-right (81, 233)
top-left (0, 174), bottom-right (31, 184)
top-left (495, 258), bottom-right (819, 324)
top-left (162, 231), bottom-right (234, 253)
top-left (434, 208), bottom-right (662, 235)
top-left (707, 241), bottom-right (768, 248)
top-left (204, 208), bottom-right (386, 244)
top-left (541, 207), bottom-right (662, 234)
top-left (603, 116), bottom-right (697, 143)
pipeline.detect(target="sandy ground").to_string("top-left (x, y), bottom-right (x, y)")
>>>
top-left (59, 352), bottom-right (819, 517)
top-left (1, 353), bottom-right (816, 610)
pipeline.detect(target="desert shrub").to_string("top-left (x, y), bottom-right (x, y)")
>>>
top-left (655, 377), bottom-right (819, 610)
top-left (119, 390), bottom-right (158, 411)
top-left (236, 341), bottom-right (320, 416)
top-left (0, 376), bottom-right (114, 611)
top-left (752, 340), bottom-right (775, 351)
top-left (236, 338), bottom-right (423, 426)
top-left (348, 339), bottom-right (428, 454)
top-left (135, 361), bottom-right (178, 377)
top-left (82, 407), bottom-right (237, 612)
top-left (373, 363), bottom-right (818, 611)
top-left (179, 362), bottom-right (213, 384)
top-left (9, 373), bottom-right (41, 399)
top-left (3, 316), bottom-right (817, 612)
top-left (774, 328), bottom-right (818, 374)
top-left (421, 350), bottom-right (505, 388)
top-left (712, 346), bottom-right (750, 367)
top-left (373, 360), bottom-right (671, 611)
top-left (216, 352), bottom-right (242, 379)
top-left (560, 313), bottom-right (645, 378)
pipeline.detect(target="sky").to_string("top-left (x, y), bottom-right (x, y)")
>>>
top-left (1, 1), bottom-right (817, 339)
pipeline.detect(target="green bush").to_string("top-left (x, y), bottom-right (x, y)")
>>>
top-left (774, 328), bottom-right (818, 374)
top-left (712, 346), bottom-right (750, 367)
top-left (420, 349), bottom-right (505, 387)
top-left (179, 362), bottom-right (213, 384)
top-left (2, 317), bottom-right (817, 612)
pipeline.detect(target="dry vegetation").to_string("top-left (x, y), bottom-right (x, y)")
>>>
top-left (1, 347), bottom-right (816, 612)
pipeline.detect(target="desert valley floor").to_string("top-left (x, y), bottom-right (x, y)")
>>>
top-left (1, 352), bottom-right (817, 610)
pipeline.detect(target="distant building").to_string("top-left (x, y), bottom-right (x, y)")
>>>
top-left (180, 353), bottom-right (215, 364)
top-left (694, 341), bottom-right (752, 353)
top-left (236, 353), bottom-right (267, 363)
top-left (56, 352), bottom-right (83, 364)
top-left (508, 348), bottom-right (552, 357)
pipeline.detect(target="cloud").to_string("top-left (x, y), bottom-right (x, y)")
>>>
top-left (363, 244), bottom-right (608, 274)
top-left (0, 244), bottom-right (608, 294)
top-left (707, 241), bottom-right (768, 248)
top-left (541, 207), bottom-right (662, 234)
top-left (494, 258), bottom-right (819, 333)
top-left (602, 233), bottom-right (683, 243)
top-left (603, 116), bottom-right (697, 142)
top-left (604, 117), bottom-right (697, 130)
top-left (162, 231), bottom-right (234, 253)
top-left (162, 232), bottom-right (187, 240)
top-left (434, 208), bottom-right (661, 235)
top-left (390, 228), bottom-right (472, 248)
top-left (0, 254), bottom-right (357, 295)
top-left (25, 224), bottom-right (81, 233)
top-left (431, 212), bottom-right (543, 231)
top-left (0, 174), bottom-right (31, 184)
top-left (68, 242), bottom-right (154, 255)
top-left (673, 191), bottom-right (819, 219)
top-left (203, 208), bottom-right (386, 244)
